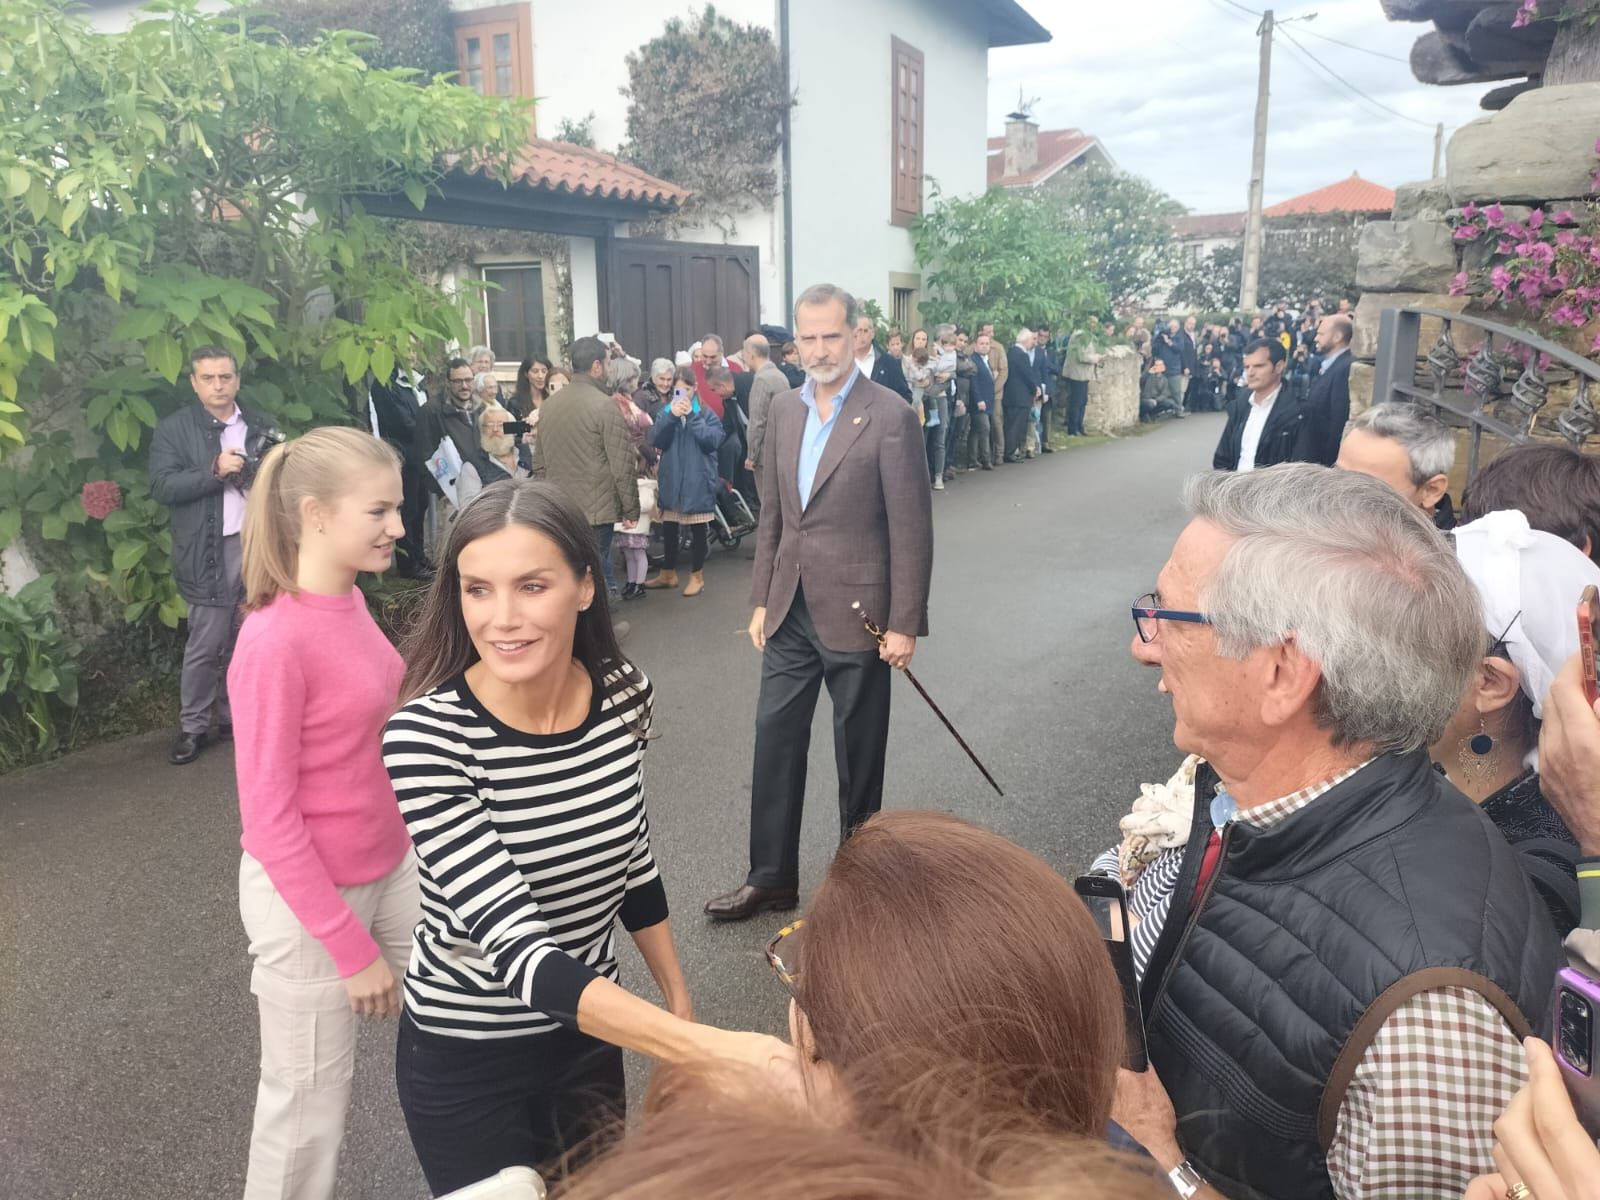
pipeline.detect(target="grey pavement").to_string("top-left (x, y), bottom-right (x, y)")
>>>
top-left (0, 412), bottom-right (1225, 1199)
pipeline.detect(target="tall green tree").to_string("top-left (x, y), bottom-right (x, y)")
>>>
top-left (0, 0), bottom-right (526, 628)
top-left (910, 185), bottom-right (1105, 335)
top-left (1051, 164), bottom-right (1184, 310)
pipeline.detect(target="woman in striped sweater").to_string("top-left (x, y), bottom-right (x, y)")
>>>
top-left (382, 479), bottom-right (793, 1196)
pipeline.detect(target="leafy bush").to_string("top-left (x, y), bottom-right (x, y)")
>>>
top-left (0, 0), bottom-right (528, 763)
top-left (621, 5), bottom-right (792, 235)
top-left (0, 577), bottom-right (81, 760)
top-left (1051, 165), bottom-right (1185, 310)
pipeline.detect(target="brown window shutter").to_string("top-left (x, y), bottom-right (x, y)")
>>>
top-left (890, 38), bottom-right (924, 224)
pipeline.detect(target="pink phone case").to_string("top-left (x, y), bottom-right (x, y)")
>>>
top-left (1554, 967), bottom-right (1600, 1136)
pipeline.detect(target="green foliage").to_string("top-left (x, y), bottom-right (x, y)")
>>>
top-left (0, 0), bottom-right (527, 754)
top-left (621, 5), bottom-right (793, 235)
top-left (1169, 225), bottom-right (1360, 313)
top-left (555, 112), bottom-right (598, 149)
top-left (0, 576), bottom-right (80, 758)
top-left (254, 0), bottom-right (459, 77)
top-left (910, 185), bottom-right (1107, 335)
top-left (1051, 165), bottom-right (1185, 310)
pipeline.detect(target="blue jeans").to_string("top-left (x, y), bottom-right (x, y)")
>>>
top-left (591, 524), bottom-right (617, 594)
top-left (925, 392), bottom-right (950, 480)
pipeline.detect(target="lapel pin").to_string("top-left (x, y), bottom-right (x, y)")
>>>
top-left (852, 416), bottom-right (862, 425)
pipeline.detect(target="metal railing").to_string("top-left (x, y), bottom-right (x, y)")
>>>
top-left (1371, 306), bottom-right (1600, 480)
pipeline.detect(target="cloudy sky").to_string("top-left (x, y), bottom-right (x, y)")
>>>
top-left (987, 0), bottom-right (1498, 214)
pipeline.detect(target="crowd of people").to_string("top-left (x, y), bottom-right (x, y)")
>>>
top-left (139, 270), bottom-right (1600, 1200)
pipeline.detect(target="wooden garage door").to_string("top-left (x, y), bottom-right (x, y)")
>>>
top-left (609, 239), bottom-right (759, 369)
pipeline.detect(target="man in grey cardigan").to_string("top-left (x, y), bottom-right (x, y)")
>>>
top-left (706, 284), bottom-right (934, 922)
top-left (531, 335), bottom-right (639, 599)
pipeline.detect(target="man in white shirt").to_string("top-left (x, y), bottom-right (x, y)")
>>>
top-left (1211, 337), bottom-right (1309, 472)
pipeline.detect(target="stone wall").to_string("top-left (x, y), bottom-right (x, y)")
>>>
top-left (1082, 345), bottom-right (1140, 435)
top-left (1349, 81), bottom-right (1600, 421)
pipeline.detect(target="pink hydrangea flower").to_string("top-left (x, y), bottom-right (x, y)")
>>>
top-left (80, 479), bottom-right (123, 520)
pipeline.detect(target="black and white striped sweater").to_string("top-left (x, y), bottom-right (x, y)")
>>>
top-left (381, 665), bottom-right (665, 1039)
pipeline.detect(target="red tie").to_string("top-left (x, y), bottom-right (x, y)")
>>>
top-left (1191, 828), bottom-right (1224, 907)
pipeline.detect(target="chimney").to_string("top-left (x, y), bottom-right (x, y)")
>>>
top-left (1003, 110), bottom-right (1038, 178)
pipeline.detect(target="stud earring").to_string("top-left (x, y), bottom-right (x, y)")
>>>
top-left (1458, 720), bottom-right (1497, 783)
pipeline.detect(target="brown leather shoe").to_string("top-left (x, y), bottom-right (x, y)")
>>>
top-left (703, 884), bottom-right (799, 922)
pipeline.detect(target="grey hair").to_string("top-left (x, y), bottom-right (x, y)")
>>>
top-left (699, 333), bottom-right (723, 353)
top-left (795, 282), bottom-right (861, 330)
top-left (1184, 463), bottom-right (1482, 753)
top-left (471, 370), bottom-right (498, 396)
top-left (1346, 403), bottom-right (1456, 485)
top-left (605, 356), bottom-right (641, 394)
top-left (467, 344), bottom-right (494, 364)
top-left (934, 323), bottom-right (956, 341)
top-left (649, 357), bottom-right (675, 379)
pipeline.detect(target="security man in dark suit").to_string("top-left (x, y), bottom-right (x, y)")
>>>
top-left (1304, 315), bottom-right (1355, 467)
top-left (851, 313), bottom-right (913, 404)
top-left (1211, 338), bottom-right (1315, 472)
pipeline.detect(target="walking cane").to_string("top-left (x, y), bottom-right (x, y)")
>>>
top-left (853, 602), bottom-right (1004, 797)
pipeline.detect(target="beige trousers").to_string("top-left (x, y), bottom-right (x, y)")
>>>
top-left (239, 851), bottom-right (420, 1200)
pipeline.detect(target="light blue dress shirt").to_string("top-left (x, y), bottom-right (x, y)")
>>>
top-left (797, 366), bottom-right (862, 511)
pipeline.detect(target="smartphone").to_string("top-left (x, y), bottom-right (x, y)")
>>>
top-left (1554, 968), bottom-right (1600, 1137)
top-left (1074, 874), bottom-right (1148, 1070)
top-left (1579, 585), bottom-right (1599, 706)
top-left (502, 420), bottom-right (531, 438)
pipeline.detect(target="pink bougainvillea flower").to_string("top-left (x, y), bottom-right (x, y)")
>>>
top-left (1557, 230), bottom-right (1577, 247)
top-left (1527, 242), bottom-right (1557, 265)
top-left (1552, 209), bottom-right (1576, 225)
top-left (1528, 209), bottom-right (1545, 231)
top-left (1449, 271), bottom-right (1470, 296)
top-left (1490, 265), bottom-right (1513, 292)
top-left (1461, 201), bottom-right (1480, 220)
top-left (80, 480), bottom-right (123, 520)
top-left (1498, 239), bottom-right (1515, 255)
top-left (1484, 203), bottom-right (1506, 228)
top-left (1454, 224), bottom-right (1481, 242)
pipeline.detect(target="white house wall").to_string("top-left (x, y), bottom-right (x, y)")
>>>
top-left (786, 0), bottom-right (989, 312)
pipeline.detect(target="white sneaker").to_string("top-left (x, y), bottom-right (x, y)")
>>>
top-left (932, 477), bottom-right (945, 491)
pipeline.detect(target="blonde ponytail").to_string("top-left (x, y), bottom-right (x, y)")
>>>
top-left (240, 426), bottom-right (401, 612)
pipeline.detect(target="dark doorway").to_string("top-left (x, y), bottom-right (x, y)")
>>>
top-left (609, 239), bottom-right (759, 367)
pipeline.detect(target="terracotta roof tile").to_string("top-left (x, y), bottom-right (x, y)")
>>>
top-left (447, 138), bottom-right (688, 208)
top-left (1263, 173), bottom-right (1393, 217)
top-left (985, 128), bottom-right (1099, 187)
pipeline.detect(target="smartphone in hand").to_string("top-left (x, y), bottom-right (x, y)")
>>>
top-left (1554, 968), bottom-right (1600, 1137)
top-left (502, 420), bottom-right (531, 438)
top-left (1074, 874), bottom-right (1148, 1070)
top-left (1579, 584), bottom-right (1599, 706)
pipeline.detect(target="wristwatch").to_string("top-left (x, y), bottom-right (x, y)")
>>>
top-left (1167, 1161), bottom-right (1205, 1198)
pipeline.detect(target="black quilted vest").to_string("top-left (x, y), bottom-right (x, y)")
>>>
top-left (1142, 751), bottom-right (1560, 1200)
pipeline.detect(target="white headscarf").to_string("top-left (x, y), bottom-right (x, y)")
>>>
top-left (1452, 509), bottom-right (1600, 719)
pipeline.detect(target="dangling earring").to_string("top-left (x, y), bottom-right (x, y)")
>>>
top-left (316, 523), bottom-right (325, 534)
top-left (1458, 720), bottom-right (1497, 783)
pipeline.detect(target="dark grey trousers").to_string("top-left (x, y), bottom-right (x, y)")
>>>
top-left (179, 533), bottom-right (244, 734)
top-left (746, 588), bottom-right (892, 890)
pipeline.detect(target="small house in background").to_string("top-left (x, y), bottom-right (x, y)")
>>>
top-left (1171, 172), bottom-right (1396, 272)
top-left (985, 114), bottom-right (1115, 191)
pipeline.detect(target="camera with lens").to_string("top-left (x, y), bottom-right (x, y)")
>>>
top-left (233, 425), bottom-right (285, 489)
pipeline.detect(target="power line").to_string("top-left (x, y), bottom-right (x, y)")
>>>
top-left (1276, 26), bottom-right (1437, 129)
top-left (1294, 27), bottom-right (1410, 64)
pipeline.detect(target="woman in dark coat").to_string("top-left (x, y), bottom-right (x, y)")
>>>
top-left (643, 366), bottom-right (723, 599)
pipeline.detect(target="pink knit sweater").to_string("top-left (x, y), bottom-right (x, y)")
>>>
top-left (229, 588), bottom-right (412, 976)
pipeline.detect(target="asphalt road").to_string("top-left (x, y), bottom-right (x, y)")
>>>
top-left (0, 412), bottom-right (1223, 1199)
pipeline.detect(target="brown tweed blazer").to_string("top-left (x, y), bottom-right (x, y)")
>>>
top-left (749, 374), bottom-right (933, 654)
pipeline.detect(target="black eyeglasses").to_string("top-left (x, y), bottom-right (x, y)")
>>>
top-left (1131, 592), bottom-right (1211, 643)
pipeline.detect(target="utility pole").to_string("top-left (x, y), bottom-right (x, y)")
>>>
top-left (1239, 9), bottom-right (1274, 314)
top-left (1432, 122), bottom-right (1444, 178)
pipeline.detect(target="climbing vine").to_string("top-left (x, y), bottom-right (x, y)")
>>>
top-left (620, 5), bottom-right (793, 237)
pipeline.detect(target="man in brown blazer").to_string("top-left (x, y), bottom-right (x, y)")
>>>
top-left (704, 283), bottom-right (934, 921)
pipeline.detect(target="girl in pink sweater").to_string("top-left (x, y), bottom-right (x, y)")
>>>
top-left (229, 425), bottom-right (418, 1200)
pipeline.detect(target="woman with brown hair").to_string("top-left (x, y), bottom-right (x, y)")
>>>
top-left (551, 1070), bottom-right (1169, 1200)
top-left (381, 479), bottom-right (793, 1196)
top-left (767, 810), bottom-right (1126, 1149)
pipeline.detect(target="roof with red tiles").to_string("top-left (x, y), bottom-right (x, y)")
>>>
top-left (1262, 172), bottom-right (1393, 217)
top-left (985, 128), bottom-right (1108, 188)
top-left (446, 138), bottom-right (689, 208)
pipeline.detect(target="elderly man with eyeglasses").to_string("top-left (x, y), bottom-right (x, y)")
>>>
top-left (1103, 464), bottom-right (1560, 1200)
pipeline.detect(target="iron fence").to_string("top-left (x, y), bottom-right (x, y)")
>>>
top-left (1370, 306), bottom-right (1600, 480)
